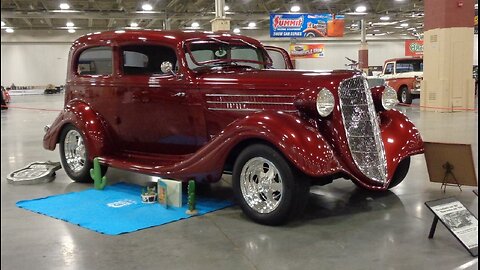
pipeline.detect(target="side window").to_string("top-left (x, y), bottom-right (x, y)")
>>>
top-left (77, 47), bottom-right (113, 75)
top-left (121, 45), bottom-right (177, 75)
top-left (266, 50), bottom-right (287, 69)
top-left (384, 63), bottom-right (394, 75)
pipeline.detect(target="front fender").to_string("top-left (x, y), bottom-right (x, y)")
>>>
top-left (202, 111), bottom-right (341, 178)
top-left (380, 109), bottom-right (424, 179)
top-left (43, 100), bottom-right (111, 160)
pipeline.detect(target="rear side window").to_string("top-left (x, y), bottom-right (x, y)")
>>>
top-left (266, 49), bottom-right (287, 69)
top-left (121, 45), bottom-right (177, 75)
top-left (77, 47), bottom-right (113, 75)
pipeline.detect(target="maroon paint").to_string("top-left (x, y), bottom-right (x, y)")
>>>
top-left (44, 30), bottom-right (424, 190)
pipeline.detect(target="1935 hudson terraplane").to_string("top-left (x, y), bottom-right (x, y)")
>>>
top-left (43, 30), bottom-right (424, 225)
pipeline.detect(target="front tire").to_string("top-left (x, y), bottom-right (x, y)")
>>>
top-left (387, 157), bottom-right (410, 189)
top-left (232, 144), bottom-right (310, 225)
top-left (59, 125), bottom-right (101, 183)
top-left (398, 86), bottom-right (412, 104)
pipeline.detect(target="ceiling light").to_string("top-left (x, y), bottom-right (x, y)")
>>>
top-left (290, 5), bottom-right (301, 12)
top-left (130, 22), bottom-right (139, 27)
top-left (355, 6), bottom-right (367, 13)
top-left (1, 21), bottom-right (5, 27)
top-left (248, 22), bottom-right (256, 28)
top-left (233, 28), bottom-right (241, 34)
top-left (224, 5), bottom-right (229, 11)
top-left (5, 28), bottom-right (14, 33)
top-left (66, 22), bottom-right (74, 27)
top-left (407, 27), bottom-right (416, 31)
top-left (142, 3), bottom-right (153, 11)
top-left (191, 22), bottom-right (200, 28)
top-left (373, 29), bottom-right (380, 32)
top-left (400, 23), bottom-right (409, 27)
top-left (68, 29), bottom-right (76, 33)
top-left (380, 16), bottom-right (390, 21)
top-left (59, 3), bottom-right (70, 9)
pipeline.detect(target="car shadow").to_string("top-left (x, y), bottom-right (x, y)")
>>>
top-left (291, 184), bottom-right (405, 226)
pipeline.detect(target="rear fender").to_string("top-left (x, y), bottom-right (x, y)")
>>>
top-left (43, 100), bottom-right (111, 160)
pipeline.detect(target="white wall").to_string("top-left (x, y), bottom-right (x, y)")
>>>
top-left (1, 43), bottom-right (71, 86)
top-left (1, 30), bottom-right (478, 87)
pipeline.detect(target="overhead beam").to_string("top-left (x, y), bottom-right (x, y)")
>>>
top-left (0, 10), bottom-right (271, 21)
top-left (146, 19), bottom-right (158, 28)
top-left (22, 18), bottom-right (33, 27)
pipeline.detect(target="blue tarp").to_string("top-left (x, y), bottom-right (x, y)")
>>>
top-left (16, 182), bottom-right (233, 235)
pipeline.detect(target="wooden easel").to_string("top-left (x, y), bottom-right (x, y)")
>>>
top-left (441, 162), bottom-right (462, 192)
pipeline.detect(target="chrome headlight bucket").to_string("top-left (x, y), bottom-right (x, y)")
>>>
top-left (316, 88), bottom-right (335, 117)
top-left (381, 86), bottom-right (398, 110)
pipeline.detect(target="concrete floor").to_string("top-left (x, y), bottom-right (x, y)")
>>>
top-left (1, 94), bottom-right (478, 270)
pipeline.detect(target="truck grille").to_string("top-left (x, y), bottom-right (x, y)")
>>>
top-left (338, 76), bottom-right (387, 185)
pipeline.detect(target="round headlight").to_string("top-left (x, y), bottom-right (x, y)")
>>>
top-left (316, 88), bottom-right (335, 117)
top-left (381, 86), bottom-right (398, 110)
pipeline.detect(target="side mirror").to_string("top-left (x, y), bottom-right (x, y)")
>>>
top-left (161, 61), bottom-right (175, 75)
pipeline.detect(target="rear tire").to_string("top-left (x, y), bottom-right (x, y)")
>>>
top-left (59, 125), bottom-right (106, 183)
top-left (232, 144), bottom-right (310, 225)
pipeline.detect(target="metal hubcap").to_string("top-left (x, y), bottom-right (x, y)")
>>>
top-left (64, 129), bottom-right (86, 173)
top-left (401, 90), bottom-right (407, 103)
top-left (240, 157), bottom-right (283, 214)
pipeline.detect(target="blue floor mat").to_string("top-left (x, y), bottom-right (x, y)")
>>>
top-left (16, 182), bottom-right (233, 235)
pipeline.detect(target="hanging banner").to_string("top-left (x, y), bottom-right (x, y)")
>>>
top-left (270, 13), bottom-right (345, 38)
top-left (289, 44), bottom-right (325, 59)
top-left (405, 40), bottom-right (424, 56)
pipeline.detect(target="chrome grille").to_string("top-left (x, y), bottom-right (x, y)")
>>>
top-left (338, 76), bottom-right (387, 185)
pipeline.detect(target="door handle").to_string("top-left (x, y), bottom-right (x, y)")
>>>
top-left (172, 92), bottom-right (186, 97)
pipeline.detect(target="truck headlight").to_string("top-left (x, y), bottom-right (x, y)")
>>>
top-left (381, 86), bottom-right (398, 110)
top-left (316, 88), bottom-right (335, 117)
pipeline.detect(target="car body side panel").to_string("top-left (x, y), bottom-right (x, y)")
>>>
top-left (95, 111), bottom-right (342, 183)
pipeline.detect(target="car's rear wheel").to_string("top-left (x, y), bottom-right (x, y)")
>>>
top-left (232, 144), bottom-right (310, 225)
top-left (60, 125), bottom-right (105, 183)
top-left (399, 86), bottom-right (412, 104)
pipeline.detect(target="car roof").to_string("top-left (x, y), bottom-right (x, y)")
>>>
top-left (384, 57), bottom-right (423, 63)
top-left (73, 29), bottom-right (264, 48)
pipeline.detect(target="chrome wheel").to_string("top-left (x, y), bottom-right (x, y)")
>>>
top-left (240, 157), bottom-right (283, 214)
top-left (63, 129), bottom-right (86, 173)
top-left (401, 90), bottom-right (407, 103)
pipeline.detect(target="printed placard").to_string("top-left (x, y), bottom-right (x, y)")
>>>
top-left (425, 197), bottom-right (478, 256)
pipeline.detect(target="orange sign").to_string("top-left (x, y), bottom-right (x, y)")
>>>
top-left (289, 44), bottom-right (325, 59)
top-left (405, 40), bottom-right (424, 56)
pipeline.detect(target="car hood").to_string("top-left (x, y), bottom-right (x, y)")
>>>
top-left (195, 68), bottom-right (360, 92)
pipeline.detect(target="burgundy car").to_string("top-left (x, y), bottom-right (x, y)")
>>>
top-left (43, 30), bottom-right (424, 225)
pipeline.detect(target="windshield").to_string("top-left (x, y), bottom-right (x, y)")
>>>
top-left (185, 38), bottom-right (271, 70)
top-left (395, 60), bottom-right (423, 73)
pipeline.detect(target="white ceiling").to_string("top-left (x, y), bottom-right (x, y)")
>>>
top-left (0, 0), bottom-right (474, 38)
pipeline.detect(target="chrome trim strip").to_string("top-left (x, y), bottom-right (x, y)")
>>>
top-left (206, 94), bottom-right (295, 98)
top-left (207, 108), bottom-right (297, 113)
top-left (206, 101), bottom-right (294, 105)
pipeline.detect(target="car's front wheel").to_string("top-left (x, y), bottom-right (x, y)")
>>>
top-left (59, 125), bottom-right (101, 183)
top-left (232, 144), bottom-right (310, 225)
top-left (399, 86), bottom-right (412, 104)
top-left (387, 157), bottom-right (410, 189)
